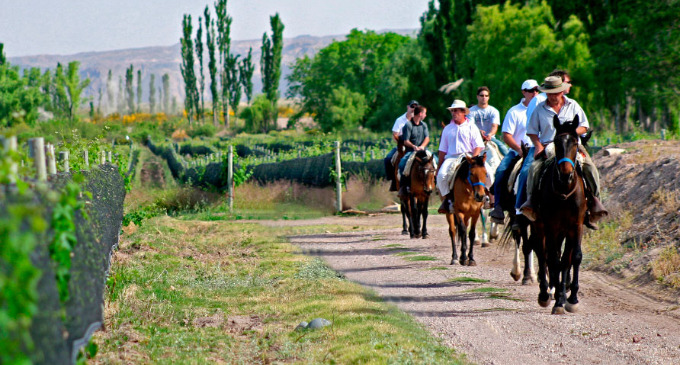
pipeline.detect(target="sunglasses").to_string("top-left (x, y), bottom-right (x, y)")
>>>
top-left (409, 104), bottom-right (418, 108)
top-left (523, 89), bottom-right (538, 93)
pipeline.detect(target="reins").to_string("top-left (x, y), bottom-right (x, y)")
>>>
top-left (551, 134), bottom-right (579, 200)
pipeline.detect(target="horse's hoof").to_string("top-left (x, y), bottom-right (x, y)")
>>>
top-left (422, 234), bottom-right (429, 239)
top-left (450, 259), bottom-right (457, 265)
top-left (481, 242), bottom-right (490, 248)
top-left (401, 230), bottom-right (409, 235)
top-left (565, 301), bottom-right (579, 313)
top-left (414, 234), bottom-right (422, 239)
top-left (521, 277), bottom-right (534, 285)
top-left (551, 306), bottom-right (566, 315)
top-left (510, 272), bottom-right (521, 281)
top-left (538, 294), bottom-right (551, 307)
top-left (467, 260), bottom-right (477, 267)
top-left (460, 259), bottom-right (468, 266)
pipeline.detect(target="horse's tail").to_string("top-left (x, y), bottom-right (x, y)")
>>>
top-left (498, 217), bottom-right (515, 249)
top-left (454, 215), bottom-right (467, 247)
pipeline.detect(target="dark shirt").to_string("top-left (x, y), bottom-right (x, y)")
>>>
top-left (401, 120), bottom-right (429, 152)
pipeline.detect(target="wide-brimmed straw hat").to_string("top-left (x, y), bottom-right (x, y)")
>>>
top-left (446, 99), bottom-right (469, 114)
top-left (538, 76), bottom-right (569, 94)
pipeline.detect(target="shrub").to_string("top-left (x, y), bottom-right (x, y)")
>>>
top-left (240, 95), bottom-right (276, 133)
top-left (187, 123), bottom-right (216, 138)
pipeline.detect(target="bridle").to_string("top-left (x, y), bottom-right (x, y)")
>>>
top-left (552, 133), bottom-right (579, 200)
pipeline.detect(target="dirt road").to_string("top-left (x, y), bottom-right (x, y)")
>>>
top-left (278, 213), bottom-right (680, 365)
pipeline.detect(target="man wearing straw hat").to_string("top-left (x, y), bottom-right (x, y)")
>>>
top-left (436, 99), bottom-right (485, 214)
top-left (518, 76), bottom-right (608, 229)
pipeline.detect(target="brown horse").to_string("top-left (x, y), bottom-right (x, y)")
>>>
top-left (446, 154), bottom-right (488, 265)
top-left (531, 115), bottom-right (587, 315)
top-left (400, 150), bottom-right (436, 238)
top-left (393, 139), bottom-right (410, 235)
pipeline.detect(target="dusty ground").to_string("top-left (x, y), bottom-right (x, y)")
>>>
top-left (274, 140), bottom-right (680, 365)
top-left (280, 213), bottom-right (680, 364)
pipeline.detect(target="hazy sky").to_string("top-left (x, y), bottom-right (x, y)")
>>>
top-left (1, 0), bottom-right (430, 57)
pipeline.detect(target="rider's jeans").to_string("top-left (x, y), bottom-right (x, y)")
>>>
top-left (493, 150), bottom-right (518, 208)
top-left (515, 147), bottom-right (535, 210)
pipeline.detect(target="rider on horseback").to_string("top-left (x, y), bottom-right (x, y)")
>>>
top-left (398, 106), bottom-right (432, 197)
top-left (436, 100), bottom-right (485, 214)
top-left (489, 79), bottom-right (539, 224)
top-left (385, 100), bottom-right (418, 191)
top-left (518, 76), bottom-right (608, 229)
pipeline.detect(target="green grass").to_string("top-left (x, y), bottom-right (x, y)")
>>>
top-left (394, 251), bottom-right (417, 256)
top-left (96, 216), bottom-right (467, 364)
top-left (427, 266), bottom-right (449, 271)
top-left (464, 287), bottom-right (521, 301)
top-left (405, 255), bottom-right (438, 261)
top-left (382, 243), bottom-right (405, 249)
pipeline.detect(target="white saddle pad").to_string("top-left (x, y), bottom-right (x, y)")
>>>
top-left (403, 150), bottom-right (436, 177)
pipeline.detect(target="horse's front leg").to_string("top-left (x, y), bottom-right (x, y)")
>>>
top-left (566, 232), bottom-right (583, 313)
top-left (510, 219), bottom-right (522, 281)
top-left (458, 213), bottom-right (470, 266)
top-left (549, 233), bottom-right (567, 315)
top-left (520, 219), bottom-right (536, 284)
top-left (411, 195), bottom-right (421, 238)
top-left (401, 200), bottom-right (409, 235)
top-left (446, 213), bottom-right (458, 265)
top-left (401, 200), bottom-right (413, 237)
top-left (533, 228), bottom-right (551, 308)
top-left (421, 197), bottom-right (429, 239)
top-left (466, 211), bottom-right (479, 266)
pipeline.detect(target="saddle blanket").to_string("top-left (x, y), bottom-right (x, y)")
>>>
top-left (403, 150), bottom-right (437, 177)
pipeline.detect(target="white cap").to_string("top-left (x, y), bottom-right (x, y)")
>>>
top-left (521, 79), bottom-right (539, 90)
top-left (446, 99), bottom-right (468, 111)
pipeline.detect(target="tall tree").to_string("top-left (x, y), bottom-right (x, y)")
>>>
top-left (260, 13), bottom-right (284, 131)
top-left (125, 64), bottom-right (135, 115)
top-left (57, 61), bottom-right (91, 121)
top-left (149, 73), bottom-right (157, 114)
top-left (195, 16), bottom-right (205, 122)
top-left (239, 47), bottom-right (255, 104)
top-left (117, 75), bottom-right (125, 114)
top-left (205, 6), bottom-right (220, 126)
top-left (0, 43), bottom-right (5, 66)
top-left (215, 0), bottom-right (232, 126)
top-left (136, 69), bottom-right (142, 113)
top-left (106, 69), bottom-right (114, 113)
top-left (225, 53), bottom-right (241, 117)
top-left (162, 73), bottom-right (170, 114)
top-left (180, 14), bottom-right (199, 124)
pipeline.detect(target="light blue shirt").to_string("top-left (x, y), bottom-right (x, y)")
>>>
top-left (467, 105), bottom-right (500, 135)
top-left (525, 92), bottom-right (546, 121)
top-left (526, 95), bottom-right (589, 145)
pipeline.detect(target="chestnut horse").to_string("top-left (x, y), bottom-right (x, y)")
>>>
top-left (531, 115), bottom-right (587, 314)
top-left (446, 154), bottom-right (488, 265)
top-left (400, 150), bottom-right (436, 238)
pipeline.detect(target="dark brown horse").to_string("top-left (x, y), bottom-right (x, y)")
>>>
top-left (531, 115), bottom-right (587, 314)
top-left (394, 139), bottom-right (410, 235)
top-left (496, 144), bottom-right (536, 285)
top-left (400, 150), bottom-right (436, 238)
top-left (446, 155), bottom-right (487, 265)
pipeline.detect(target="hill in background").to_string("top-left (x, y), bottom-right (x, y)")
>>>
top-left (7, 29), bottom-right (416, 114)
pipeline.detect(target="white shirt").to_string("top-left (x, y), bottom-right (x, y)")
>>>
top-left (525, 92), bottom-right (546, 121)
top-left (527, 95), bottom-right (590, 145)
top-left (438, 119), bottom-right (485, 159)
top-left (502, 99), bottom-right (533, 147)
top-left (391, 113), bottom-right (409, 135)
top-left (467, 105), bottom-right (500, 135)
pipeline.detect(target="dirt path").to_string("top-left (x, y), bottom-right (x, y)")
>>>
top-left (273, 213), bottom-right (680, 365)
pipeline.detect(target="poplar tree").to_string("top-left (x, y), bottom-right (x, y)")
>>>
top-left (0, 43), bottom-right (5, 66)
top-left (149, 73), bottom-right (157, 114)
top-left (180, 14), bottom-right (199, 124)
top-left (136, 69), bottom-right (142, 113)
top-left (205, 6), bottom-right (219, 126)
top-left (162, 73), bottom-right (170, 114)
top-left (117, 75), bottom-right (125, 114)
top-left (215, 0), bottom-right (232, 126)
top-left (260, 13), bottom-right (284, 131)
top-left (125, 64), bottom-right (135, 115)
top-left (106, 69), bottom-right (114, 113)
top-left (239, 47), bottom-right (254, 104)
top-left (57, 61), bottom-right (91, 121)
top-left (225, 53), bottom-right (241, 117)
top-left (196, 17), bottom-right (205, 122)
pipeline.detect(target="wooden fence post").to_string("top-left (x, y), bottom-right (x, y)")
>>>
top-left (107, 151), bottom-right (112, 163)
top-left (228, 145), bottom-right (234, 212)
top-left (46, 144), bottom-right (57, 175)
top-left (3, 136), bottom-right (18, 183)
top-left (83, 150), bottom-right (89, 170)
top-left (59, 150), bottom-right (70, 173)
top-left (28, 138), bottom-right (47, 181)
top-left (335, 141), bottom-right (342, 213)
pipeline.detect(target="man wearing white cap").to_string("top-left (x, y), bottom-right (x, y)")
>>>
top-left (385, 100), bottom-right (419, 191)
top-left (519, 76), bottom-right (608, 229)
top-left (436, 100), bottom-right (485, 214)
top-left (489, 79), bottom-right (539, 223)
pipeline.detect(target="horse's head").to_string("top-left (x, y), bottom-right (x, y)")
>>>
top-left (414, 150), bottom-right (436, 194)
top-left (465, 154), bottom-right (487, 202)
top-left (553, 115), bottom-right (580, 187)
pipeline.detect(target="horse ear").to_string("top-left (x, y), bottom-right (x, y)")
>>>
top-left (553, 115), bottom-right (561, 130)
top-left (465, 155), bottom-right (473, 165)
top-left (481, 152), bottom-right (487, 164)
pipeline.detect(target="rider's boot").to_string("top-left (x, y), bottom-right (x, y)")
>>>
top-left (438, 195), bottom-right (453, 214)
top-left (398, 176), bottom-right (410, 198)
top-left (585, 195), bottom-right (608, 230)
top-left (489, 204), bottom-right (505, 224)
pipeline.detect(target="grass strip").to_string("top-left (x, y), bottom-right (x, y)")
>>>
top-left (95, 216), bottom-right (467, 364)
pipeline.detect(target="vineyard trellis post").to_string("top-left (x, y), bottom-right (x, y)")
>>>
top-left (227, 145), bottom-right (234, 212)
top-left (29, 137), bottom-right (47, 181)
top-left (83, 150), bottom-right (89, 170)
top-left (335, 140), bottom-right (342, 213)
top-left (46, 144), bottom-right (57, 174)
top-left (3, 136), bottom-right (18, 183)
top-left (59, 150), bottom-right (70, 173)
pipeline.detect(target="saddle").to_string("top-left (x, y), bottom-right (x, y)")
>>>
top-left (403, 150), bottom-right (436, 177)
top-left (444, 155), bottom-right (467, 191)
